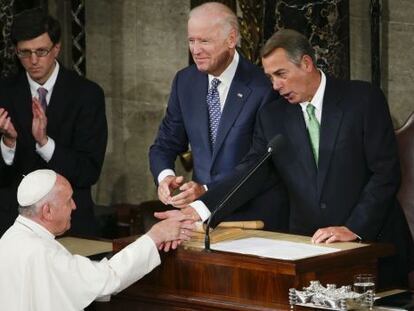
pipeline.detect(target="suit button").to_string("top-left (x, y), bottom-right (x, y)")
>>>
top-left (320, 203), bottom-right (327, 209)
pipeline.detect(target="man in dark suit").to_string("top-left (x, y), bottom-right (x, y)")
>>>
top-left (157, 29), bottom-right (412, 286)
top-left (149, 2), bottom-right (288, 231)
top-left (0, 9), bottom-right (107, 236)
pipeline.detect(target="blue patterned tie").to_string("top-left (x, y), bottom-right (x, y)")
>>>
top-left (207, 78), bottom-right (221, 147)
top-left (37, 87), bottom-right (48, 112)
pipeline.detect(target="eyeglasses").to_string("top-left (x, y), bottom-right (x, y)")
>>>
top-left (16, 45), bottom-right (55, 58)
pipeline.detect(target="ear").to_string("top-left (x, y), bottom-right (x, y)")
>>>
top-left (41, 203), bottom-right (53, 221)
top-left (53, 43), bottom-right (61, 57)
top-left (301, 55), bottom-right (314, 72)
top-left (226, 28), bottom-right (237, 49)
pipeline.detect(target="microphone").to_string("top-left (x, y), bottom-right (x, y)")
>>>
top-left (204, 134), bottom-right (285, 250)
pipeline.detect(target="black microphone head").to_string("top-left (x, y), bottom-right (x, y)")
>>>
top-left (267, 134), bottom-right (285, 153)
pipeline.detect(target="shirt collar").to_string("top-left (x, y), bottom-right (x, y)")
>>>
top-left (27, 60), bottom-right (60, 96)
top-left (16, 215), bottom-right (56, 240)
top-left (208, 50), bottom-right (239, 88)
top-left (299, 70), bottom-right (326, 113)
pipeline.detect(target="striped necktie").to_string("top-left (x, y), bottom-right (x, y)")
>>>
top-left (37, 87), bottom-right (48, 112)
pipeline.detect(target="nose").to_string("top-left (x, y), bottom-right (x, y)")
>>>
top-left (71, 199), bottom-right (77, 210)
top-left (29, 53), bottom-right (39, 64)
top-left (190, 41), bottom-right (201, 55)
top-left (272, 79), bottom-right (283, 92)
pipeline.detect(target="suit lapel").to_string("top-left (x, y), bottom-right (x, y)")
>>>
top-left (11, 75), bottom-right (32, 133)
top-left (212, 58), bottom-right (251, 162)
top-left (317, 77), bottom-right (343, 200)
top-left (284, 103), bottom-right (317, 179)
top-left (9, 75), bottom-right (37, 171)
top-left (187, 72), bottom-right (212, 158)
top-left (46, 68), bottom-right (68, 137)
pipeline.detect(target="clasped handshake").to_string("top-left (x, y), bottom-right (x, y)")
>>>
top-left (149, 175), bottom-right (205, 252)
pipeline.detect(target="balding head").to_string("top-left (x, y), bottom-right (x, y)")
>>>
top-left (189, 2), bottom-right (239, 43)
top-left (187, 2), bottom-right (239, 76)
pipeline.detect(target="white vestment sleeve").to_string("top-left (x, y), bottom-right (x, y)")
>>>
top-left (38, 234), bottom-right (160, 310)
top-left (99, 234), bottom-right (161, 295)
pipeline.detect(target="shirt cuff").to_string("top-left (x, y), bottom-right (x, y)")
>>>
top-left (157, 169), bottom-right (176, 184)
top-left (0, 137), bottom-right (15, 165)
top-left (36, 137), bottom-right (55, 162)
top-left (190, 200), bottom-right (211, 222)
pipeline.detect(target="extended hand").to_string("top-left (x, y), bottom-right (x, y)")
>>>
top-left (154, 207), bottom-right (201, 223)
top-left (169, 181), bottom-right (206, 208)
top-left (32, 98), bottom-right (48, 146)
top-left (158, 175), bottom-right (185, 205)
top-left (153, 207), bottom-right (201, 252)
top-left (147, 211), bottom-right (195, 250)
top-left (0, 108), bottom-right (17, 147)
top-left (311, 226), bottom-right (359, 243)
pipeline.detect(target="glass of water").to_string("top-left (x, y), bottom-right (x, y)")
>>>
top-left (353, 274), bottom-right (375, 309)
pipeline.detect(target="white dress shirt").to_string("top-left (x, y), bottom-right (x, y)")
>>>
top-left (157, 52), bottom-right (240, 184)
top-left (299, 70), bottom-right (326, 126)
top-left (0, 215), bottom-right (160, 311)
top-left (0, 61), bottom-right (60, 165)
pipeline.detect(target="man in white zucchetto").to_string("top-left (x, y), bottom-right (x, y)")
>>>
top-left (0, 169), bottom-right (194, 311)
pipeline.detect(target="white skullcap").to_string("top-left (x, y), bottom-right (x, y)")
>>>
top-left (17, 169), bottom-right (57, 207)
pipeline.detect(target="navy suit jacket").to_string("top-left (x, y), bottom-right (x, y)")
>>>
top-left (201, 76), bottom-right (412, 285)
top-left (0, 66), bottom-right (107, 236)
top-left (149, 55), bottom-right (289, 230)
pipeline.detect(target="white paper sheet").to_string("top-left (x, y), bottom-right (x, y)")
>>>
top-left (211, 237), bottom-right (340, 260)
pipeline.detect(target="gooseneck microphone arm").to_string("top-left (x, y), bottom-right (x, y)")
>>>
top-left (204, 135), bottom-right (284, 251)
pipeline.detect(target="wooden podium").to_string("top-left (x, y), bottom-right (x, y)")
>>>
top-left (90, 231), bottom-right (394, 311)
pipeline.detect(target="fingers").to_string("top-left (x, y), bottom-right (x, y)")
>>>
top-left (172, 176), bottom-right (184, 188)
top-left (0, 109), bottom-right (18, 143)
top-left (32, 98), bottom-right (44, 117)
top-left (158, 176), bottom-right (186, 205)
top-left (153, 209), bottom-right (182, 220)
top-left (162, 241), bottom-right (171, 252)
top-left (312, 226), bottom-right (358, 243)
top-left (170, 182), bottom-right (205, 208)
top-left (311, 228), bottom-right (332, 244)
top-left (181, 206), bottom-right (201, 222)
top-left (169, 190), bottom-right (193, 207)
top-left (158, 182), bottom-right (172, 205)
top-left (170, 240), bottom-right (180, 250)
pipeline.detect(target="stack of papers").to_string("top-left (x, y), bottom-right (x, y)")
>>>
top-left (211, 237), bottom-right (340, 260)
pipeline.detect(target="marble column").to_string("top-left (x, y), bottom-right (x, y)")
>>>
top-left (272, 0), bottom-right (350, 79)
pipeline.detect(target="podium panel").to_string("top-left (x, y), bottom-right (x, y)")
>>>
top-left (92, 231), bottom-right (394, 311)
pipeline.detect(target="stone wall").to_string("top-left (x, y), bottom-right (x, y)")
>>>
top-left (85, 0), bottom-right (189, 205)
top-left (350, 0), bottom-right (414, 127)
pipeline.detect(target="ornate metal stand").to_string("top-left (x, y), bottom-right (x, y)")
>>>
top-left (71, 0), bottom-right (86, 76)
top-left (0, 0), bottom-right (17, 79)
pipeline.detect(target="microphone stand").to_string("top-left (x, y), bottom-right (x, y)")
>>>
top-left (204, 146), bottom-right (274, 251)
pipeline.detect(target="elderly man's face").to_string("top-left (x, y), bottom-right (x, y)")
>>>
top-left (188, 15), bottom-right (236, 76)
top-left (50, 179), bottom-right (76, 236)
top-left (16, 32), bottom-right (60, 85)
top-left (262, 48), bottom-right (314, 104)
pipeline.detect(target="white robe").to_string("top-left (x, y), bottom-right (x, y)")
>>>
top-left (0, 216), bottom-right (161, 311)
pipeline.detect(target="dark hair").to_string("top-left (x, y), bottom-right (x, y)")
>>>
top-left (11, 8), bottom-right (61, 45)
top-left (261, 29), bottom-right (316, 65)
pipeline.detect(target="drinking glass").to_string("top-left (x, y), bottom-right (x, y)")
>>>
top-left (353, 274), bottom-right (375, 309)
